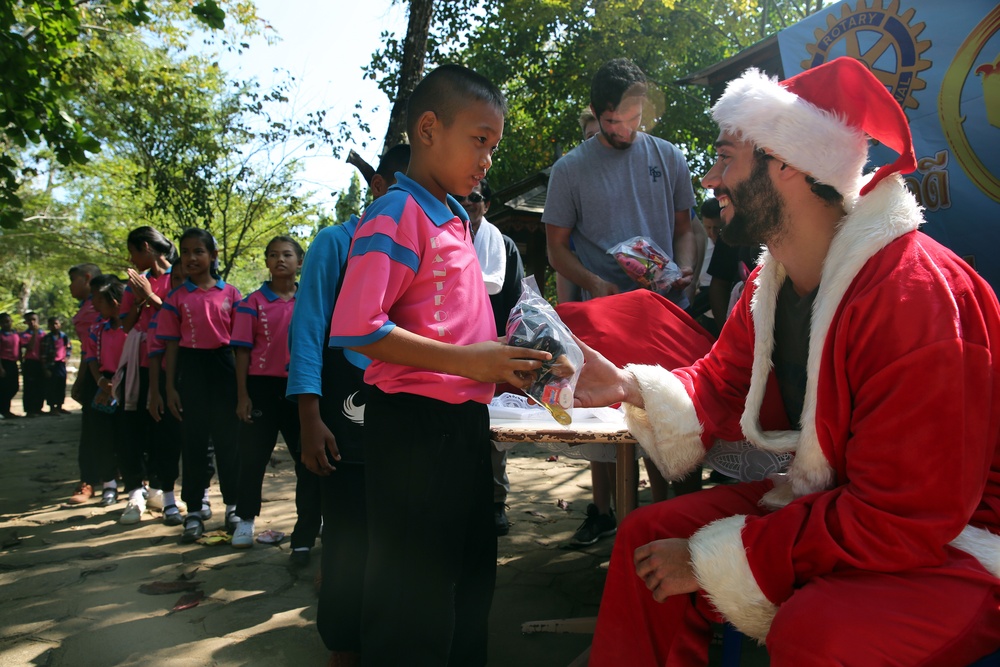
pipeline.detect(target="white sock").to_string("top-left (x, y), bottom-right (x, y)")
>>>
top-left (103, 481), bottom-right (117, 490)
top-left (293, 547), bottom-right (309, 552)
top-left (129, 488), bottom-right (145, 504)
top-left (163, 491), bottom-right (176, 507)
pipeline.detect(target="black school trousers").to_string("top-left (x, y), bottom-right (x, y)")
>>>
top-left (361, 388), bottom-right (496, 667)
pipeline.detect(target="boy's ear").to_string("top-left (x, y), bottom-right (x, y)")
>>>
top-left (415, 110), bottom-right (439, 146)
top-left (370, 173), bottom-right (388, 198)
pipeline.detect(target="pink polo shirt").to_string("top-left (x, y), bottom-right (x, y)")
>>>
top-left (87, 322), bottom-right (127, 374)
top-left (231, 282), bottom-right (295, 377)
top-left (46, 332), bottom-right (70, 362)
top-left (121, 269), bottom-right (173, 368)
top-left (0, 330), bottom-right (20, 361)
top-left (72, 298), bottom-right (101, 344)
top-left (157, 278), bottom-right (242, 350)
top-left (329, 173), bottom-right (495, 405)
top-left (20, 329), bottom-right (44, 361)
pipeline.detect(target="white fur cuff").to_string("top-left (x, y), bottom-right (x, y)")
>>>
top-left (690, 515), bottom-right (777, 642)
top-left (623, 364), bottom-right (704, 480)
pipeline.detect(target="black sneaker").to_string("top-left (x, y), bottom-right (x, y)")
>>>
top-left (494, 503), bottom-right (510, 537)
top-left (288, 548), bottom-right (311, 568)
top-left (570, 503), bottom-right (617, 546)
top-left (99, 487), bottom-right (118, 507)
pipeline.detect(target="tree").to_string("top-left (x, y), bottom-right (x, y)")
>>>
top-left (335, 172), bottom-right (366, 223)
top-left (0, 0), bottom-right (232, 228)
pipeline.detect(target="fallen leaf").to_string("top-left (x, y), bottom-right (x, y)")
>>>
top-left (178, 568), bottom-right (199, 581)
top-left (197, 530), bottom-right (231, 546)
top-left (546, 455), bottom-right (559, 462)
top-left (139, 580), bottom-right (202, 595)
top-left (148, 536), bottom-right (166, 545)
top-left (2, 532), bottom-right (21, 548)
top-left (170, 590), bottom-right (205, 612)
top-left (81, 564), bottom-right (118, 577)
top-left (526, 510), bottom-right (547, 519)
top-left (556, 499), bottom-right (570, 510)
top-left (256, 530), bottom-right (285, 544)
top-left (638, 479), bottom-right (649, 488)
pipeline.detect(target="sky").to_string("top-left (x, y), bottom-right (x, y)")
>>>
top-left (210, 0), bottom-right (410, 207)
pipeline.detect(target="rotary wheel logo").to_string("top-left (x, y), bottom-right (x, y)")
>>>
top-left (802, 0), bottom-right (931, 111)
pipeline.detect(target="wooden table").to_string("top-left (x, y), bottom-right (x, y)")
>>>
top-left (489, 416), bottom-right (639, 520)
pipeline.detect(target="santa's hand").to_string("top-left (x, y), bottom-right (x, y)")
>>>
top-left (633, 538), bottom-right (698, 602)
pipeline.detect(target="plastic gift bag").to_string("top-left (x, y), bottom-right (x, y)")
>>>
top-left (608, 236), bottom-right (681, 292)
top-left (505, 276), bottom-right (584, 425)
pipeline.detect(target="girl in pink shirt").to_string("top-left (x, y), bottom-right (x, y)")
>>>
top-left (0, 313), bottom-right (20, 419)
top-left (19, 311), bottom-right (45, 416)
top-left (87, 275), bottom-right (128, 507)
top-left (230, 236), bottom-right (313, 551)
top-left (158, 228), bottom-right (242, 543)
top-left (116, 226), bottom-right (178, 525)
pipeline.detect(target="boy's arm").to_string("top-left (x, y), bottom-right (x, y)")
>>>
top-left (164, 340), bottom-right (182, 421)
top-left (353, 328), bottom-right (549, 387)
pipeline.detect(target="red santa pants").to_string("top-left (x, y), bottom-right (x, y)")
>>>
top-left (589, 482), bottom-right (1000, 667)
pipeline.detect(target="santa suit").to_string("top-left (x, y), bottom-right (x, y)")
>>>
top-left (589, 176), bottom-right (1000, 666)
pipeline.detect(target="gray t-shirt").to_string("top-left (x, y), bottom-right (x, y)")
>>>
top-left (542, 132), bottom-right (696, 301)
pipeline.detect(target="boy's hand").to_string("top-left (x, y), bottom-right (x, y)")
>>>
top-left (148, 390), bottom-right (164, 422)
top-left (300, 412), bottom-right (340, 476)
top-left (70, 375), bottom-right (83, 402)
top-left (633, 538), bottom-right (698, 602)
top-left (463, 341), bottom-right (551, 386)
top-left (166, 388), bottom-right (183, 421)
top-left (571, 337), bottom-right (642, 408)
top-left (236, 395), bottom-right (253, 423)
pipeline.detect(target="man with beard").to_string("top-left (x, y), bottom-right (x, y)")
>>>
top-left (578, 57), bottom-right (1000, 665)
top-left (543, 58), bottom-right (698, 543)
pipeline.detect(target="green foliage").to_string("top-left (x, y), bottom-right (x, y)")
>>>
top-left (0, 0), bottom-right (238, 228)
top-left (334, 173), bottom-right (366, 223)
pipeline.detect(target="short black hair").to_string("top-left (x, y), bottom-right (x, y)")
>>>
top-left (591, 58), bottom-right (647, 115)
top-left (477, 177), bottom-right (493, 203)
top-left (68, 263), bottom-right (102, 279)
top-left (375, 143), bottom-right (411, 179)
top-left (406, 64), bottom-right (507, 138)
top-left (700, 197), bottom-right (721, 220)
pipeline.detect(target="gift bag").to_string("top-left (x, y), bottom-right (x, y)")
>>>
top-left (505, 276), bottom-right (584, 425)
top-left (608, 236), bottom-right (681, 292)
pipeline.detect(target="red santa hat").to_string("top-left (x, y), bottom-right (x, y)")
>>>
top-left (711, 57), bottom-right (917, 205)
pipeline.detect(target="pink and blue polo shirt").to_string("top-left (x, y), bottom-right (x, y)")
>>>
top-left (120, 269), bottom-right (173, 368)
top-left (87, 322), bottom-right (127, 374)
top-left (231, 282), bottom-right (295, 377)
top-left (20, 330), bottom-right (45, 361)
top-left (157, 278), bottom-right (242, 350)
top-left (72, 298), bottom-right (101, 345)
top-left (328, 172), bottom-right (495, 405)
top-left (45, 332), bottom-right (70, 362)
top-left (0, 330), bottom-right (20, 361)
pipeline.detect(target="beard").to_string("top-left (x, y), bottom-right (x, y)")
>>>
top-left (601, 128), bottom-right (636, 150)
top-left (720, 158), bottom-right (786, 247)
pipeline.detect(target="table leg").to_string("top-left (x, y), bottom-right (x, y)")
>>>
top-left (616, 441), bottom-right (637, 520)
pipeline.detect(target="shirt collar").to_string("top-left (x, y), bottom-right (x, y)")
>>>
top-left (183, 277), bottom-right (226, 292)
top-left (389, 172), bottom-right (470, 227)
top-left (259, 282), bottom-right (279, 302)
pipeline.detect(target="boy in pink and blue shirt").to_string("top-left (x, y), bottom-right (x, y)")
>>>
top-left (19, 312), bottom-right (46, 416)
top-left (41, 317), bottom-right (71, 414)
top-left (328, 65), bottom-right (548, 666)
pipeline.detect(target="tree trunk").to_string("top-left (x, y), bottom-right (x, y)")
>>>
top-left (382, 0), bottom-right (434, 154)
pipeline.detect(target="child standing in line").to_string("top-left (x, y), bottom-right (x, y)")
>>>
top-left (231, 236), bottom-right (312, 555)
top-left (85, 275), bottom-right (128, 507)
top-left (158, 228), bottom-right (242, 543)
top-left (290, 143), bottom-right (410, 663)
top-left (67, 263), bottom-right (104, 504)
top-left (116, 226), bottom-right (177, 525)
top-left (0, 313), bottom-right (20, 419)
top-left (41, 317), bottom-right (71, 415)
top-left (19, 312), bottom-right (46, 417)
top-left (146, 258), bottom-right (191, 526)
top-left (328, 65), bottom-right (549, 666)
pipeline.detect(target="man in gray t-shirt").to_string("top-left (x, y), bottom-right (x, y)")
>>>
top-left (544, 59), bottom-right (696, 306)
top-left (543, 58), bottom-right (697, 546)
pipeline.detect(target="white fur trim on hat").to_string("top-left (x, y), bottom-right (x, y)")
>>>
top-left (690, 515), bottom-right (777, 642)
top-left (711, 68), bottom-right (868, 207)
top-left (623, 364), bottom-right (705, 480)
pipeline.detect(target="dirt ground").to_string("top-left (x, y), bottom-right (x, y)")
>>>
top-left (0, 391), bottom-right (769, 667)
top-left (0, 390), bottom-right (618, 667)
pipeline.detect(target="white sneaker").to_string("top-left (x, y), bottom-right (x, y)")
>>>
top-left (231, 520), bottom-right (255, 549)
top-left (120, 499), bottom-right (145, 525)
top-left (145, 488), bottom-right (164, 510)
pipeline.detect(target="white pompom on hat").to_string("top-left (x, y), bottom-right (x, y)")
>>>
top-left (711, 57), bottom-right (917, 208)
